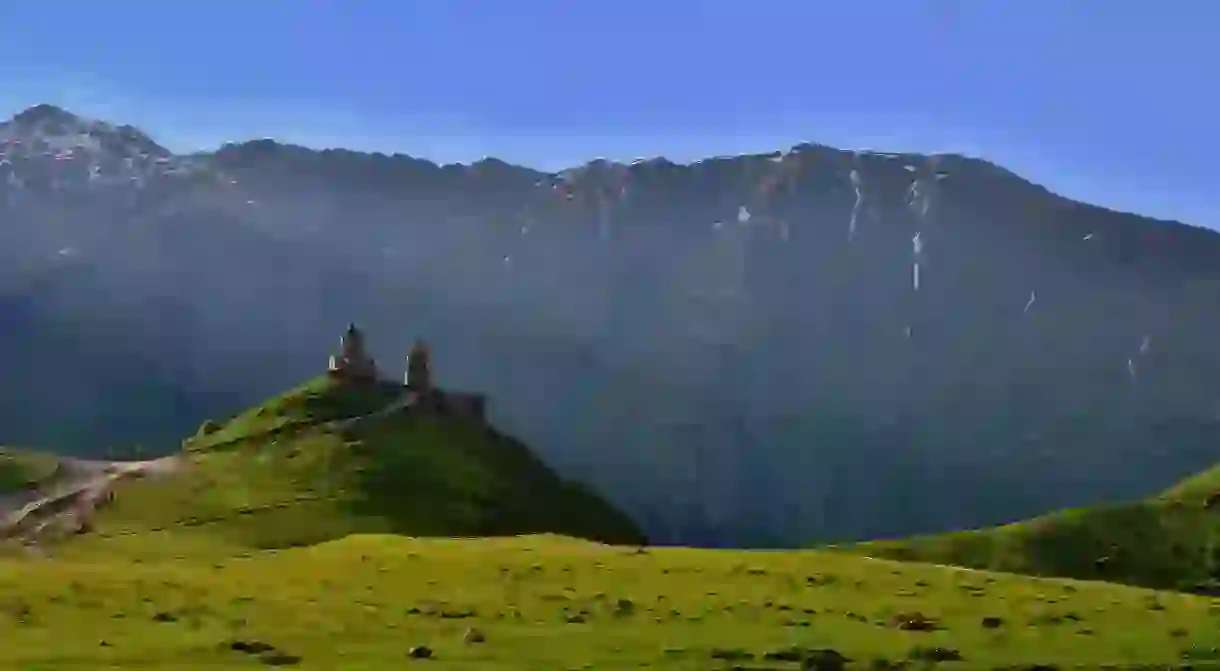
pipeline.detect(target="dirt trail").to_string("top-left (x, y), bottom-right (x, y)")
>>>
top-left (1, 455), bottom-right (185, 545)
top-left (1, 393), bottom-right (418, 548)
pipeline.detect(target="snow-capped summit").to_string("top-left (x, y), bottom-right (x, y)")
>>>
top-left (3, 104), bottom-right (166, 156)
top-left (0, 104), bottom-right (211, 193)
top-left (11, 103), bottom-right (79, 126)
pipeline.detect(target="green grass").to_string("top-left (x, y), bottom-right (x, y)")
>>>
top-left (836, 463), bottom-right (1220, 594)
top-left (0, 447), bottom-right (63, 493)
top-left (179, 376), bottom-right (403, 452)
top-left (92, 376), bottom-right (643, 550)
top-left (12, 375), bottom-right (1220, 667)
top-left (5, 534), bottom-right (1220, 669)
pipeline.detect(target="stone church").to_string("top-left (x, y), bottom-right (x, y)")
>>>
top-left (327, 323), bottom-right (487, 423)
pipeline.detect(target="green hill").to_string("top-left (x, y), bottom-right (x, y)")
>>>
top-left (0, 448), bottom-right (62, 495)
top-left (8, 379), bottom-right (1220, 666)
top-left (835, 461), bottom-right (1220, 593)
top-left (68, 375), bottom-right (643, 555)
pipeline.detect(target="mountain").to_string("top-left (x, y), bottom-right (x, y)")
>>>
top-left (4, 104), bottom-right (1220, 548)
top-left (0, 372), bottom-right (643, 551)
top-left (836, 457), bottom-right (1220, 594)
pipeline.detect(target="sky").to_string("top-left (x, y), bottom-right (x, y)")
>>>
top-left (0, 1), bottom-right (1217, 228)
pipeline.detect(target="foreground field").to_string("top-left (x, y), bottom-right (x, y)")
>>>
top-left (7, 373), bottom-right (1220, 668)
top-left (3, 535), bottom-right (1220, 669)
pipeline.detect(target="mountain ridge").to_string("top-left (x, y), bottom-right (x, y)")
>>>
top-left (10, 102), bottom-right (1193, 230)
top-left (5, 102), bottom-right (1220, 549)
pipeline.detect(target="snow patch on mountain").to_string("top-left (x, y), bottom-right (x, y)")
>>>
top-left (0, 104), bottom-right (222, 193)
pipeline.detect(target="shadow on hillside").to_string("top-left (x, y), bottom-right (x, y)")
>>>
top-left (337, 415), bottom-right (645, 545)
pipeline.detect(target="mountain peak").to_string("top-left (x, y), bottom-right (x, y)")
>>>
top-left (0, 104), bottom-right (187, 197)
top-left (2, 103), bottom-right (169, 155)
top-left (10, 103), bottom-right (80, 126)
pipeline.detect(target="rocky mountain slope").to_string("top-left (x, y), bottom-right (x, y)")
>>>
top-left (4, 104), bottom-right (1220, 547)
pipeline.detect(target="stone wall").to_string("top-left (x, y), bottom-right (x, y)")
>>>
top-left (441, 392), bottom-right (487, 424)
top-left (398, 390), bottom-right (487, 425)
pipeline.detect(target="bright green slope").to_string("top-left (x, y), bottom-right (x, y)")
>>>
top-left (75, 375), bottom-right (644, 553)
top-left (0, 448), bottom-right (62, 494)
top-left (10, 535), bottom-right (1220, 669)
top-left (838, 462), bottom-right (1220, 594)
top-left (8, 378), bottom-right (1220, 667)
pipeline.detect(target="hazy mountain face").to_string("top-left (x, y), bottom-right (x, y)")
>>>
top-left (4, 105), bottom-right (1220, 547)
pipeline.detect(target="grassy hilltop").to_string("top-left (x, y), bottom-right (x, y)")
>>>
top-left (0, 448), bottom-right (62, 492)
top-left (838, 461), bottom-right (1220, 595)
top-left (4, 377), bottom-right (1220, 668)
top-left (74, 375), bottom-right (645, 553)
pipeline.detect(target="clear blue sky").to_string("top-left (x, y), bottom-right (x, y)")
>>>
top-left (0, 1), bottom-right (1217, 228)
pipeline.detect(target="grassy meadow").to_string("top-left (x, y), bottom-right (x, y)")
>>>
top-left (6, 535), bottom-right (1220, 669)
top-left (4, 376), bottom-right (1220, 668)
